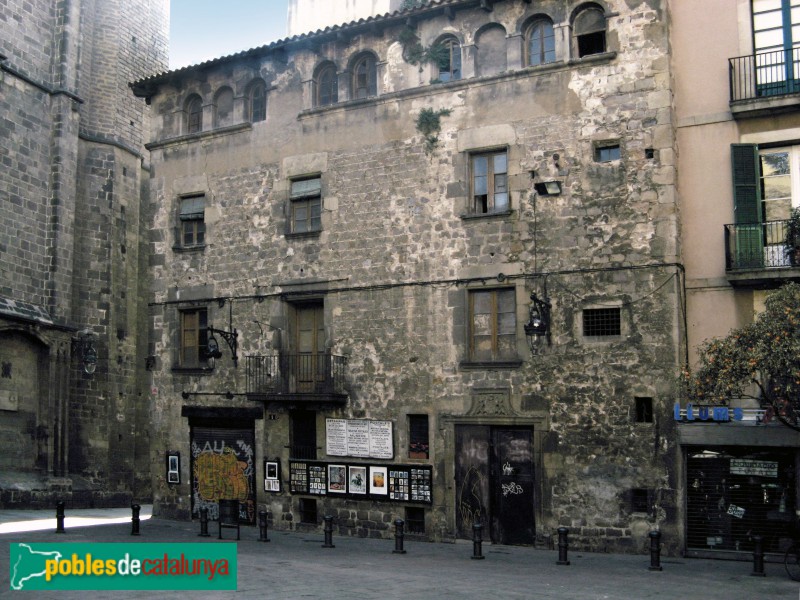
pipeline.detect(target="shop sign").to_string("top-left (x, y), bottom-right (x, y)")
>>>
top-left (726, 504), bottom-right (746, 519)
top-left (673, 403), bottom-right (744, 422)
top-left (730, 459), bottom-right (778, 478)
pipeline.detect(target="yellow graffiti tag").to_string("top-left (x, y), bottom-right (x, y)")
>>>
top-left (194, 448), bottom-right (249, 502)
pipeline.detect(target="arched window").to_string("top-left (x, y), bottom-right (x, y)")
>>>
top-left (351, 53), bottom-right (377, 100)
top-left (185, 95), bottom-right (203, 134)
top-left (314, 63), bottom-right (338, 107)
top-left (213, 87), bottom-right (234, 128)
top-left (248, 79), bottom-right (267, 122)
top-left (573, 4), bottom-right (607, 58)
top-left (475, 24), bottom-right (507, 77)
top-left (526, 18), bottom-right (556, 66)
top-left (436, 36), bottom-right (462, 82)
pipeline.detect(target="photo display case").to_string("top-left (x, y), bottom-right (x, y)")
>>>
top-left (288, 460), bottom-right (432, 503)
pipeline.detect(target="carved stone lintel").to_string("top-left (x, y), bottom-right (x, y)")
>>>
top-left (467, 389), bottom-right (516, 416)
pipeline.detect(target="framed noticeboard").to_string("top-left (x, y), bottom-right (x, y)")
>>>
top-left (288, 461), bottom-right (431, 504)
top-left (264, 459), bottom-right (281, 492)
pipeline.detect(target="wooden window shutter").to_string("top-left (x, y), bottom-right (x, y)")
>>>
top-left (730, 144), bottom-right (763, 267)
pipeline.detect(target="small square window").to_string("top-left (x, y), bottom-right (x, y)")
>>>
top-left (635, 397), bottom-right (654, 423)
top-left (405, 507), bottom-right (425, 534)
top-left (409, 414), bottom-right (429, 459)
top-left (290, 177), bottom-right (322, 234)
top-left (645, 148), bottom-right (655, 160)
top-left (583, 307), bottom-right (621, 337)
top-left (595, 144), bottom-right (620, 162)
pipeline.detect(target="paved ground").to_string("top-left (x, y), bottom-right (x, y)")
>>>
top-left (0, 506), bottom-right (797, 599)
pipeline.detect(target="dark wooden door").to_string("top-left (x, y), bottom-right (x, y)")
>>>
top-left (294, 304), bottom-right (325, 392)
top-left (455, 425), bottom-right (490, 538)
top-left (491, 427), bottom-right (535, 545)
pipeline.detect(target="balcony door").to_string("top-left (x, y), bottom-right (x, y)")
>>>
top-left (293, 303), bottom-right (325, 392)
top-left (753, 0), bottom-right (800, 95)
top-left (760, 146), bottom-right (800, 265)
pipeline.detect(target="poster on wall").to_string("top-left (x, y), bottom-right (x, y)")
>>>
top-left (290, 462), bottom-right (308, 494)
top-left (166, 451), bottom-right (180, 484)
top-left (328, 464), bottom-right (347, 493)
top-left (308, 464), bottom-right (327, 495)
top-left (370, 466), bottom-right (388, 495)
top-left (325, 419), bottom-right (394, 459)
top-left (264, 460), bottom-right (281, 492)
top-left (349, 465), bottom-right (368, 495)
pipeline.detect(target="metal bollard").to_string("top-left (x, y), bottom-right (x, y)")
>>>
top-left (557, 527), bottom-right (570, 565)
top-left (393, 518), bottom-right (407, 554)
top-left (131, 504), bottom-right (141, 536)
top-left (258, 509), bottom-right (270, 542)
top-left (56, 501), bottom-right (65, 534)
top-left (198, 506), bottom-right (210, 537)
top-left (751, 535), bottom-right (766, 577)
top-left (648, 530), bottom-right (663, 571)
top-left (471, 522), bottom-right (485, 560)
top-left (322, 515), bottom-right (335, 548)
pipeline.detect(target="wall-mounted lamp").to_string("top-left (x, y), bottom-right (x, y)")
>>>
top-left (206, 326), bottom-right (238, 368)
top-left (72, 328), bottom-right (98, 374)
top-left (524, 293), bottom-right (551, 355)
top-left (534, 181), bottom-right (562, 196)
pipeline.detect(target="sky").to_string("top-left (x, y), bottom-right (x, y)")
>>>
top-left (170, 0), bottom-right (290, 69)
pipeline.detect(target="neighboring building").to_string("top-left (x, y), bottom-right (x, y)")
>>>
top-left (288, 0), bottom-right (404, 36)
top-left (672, 0), bottom-right (800, 558)
top-left (0, 0), bottom-right (168, 506)
top-left (133, 0), bottom-right (684, 554)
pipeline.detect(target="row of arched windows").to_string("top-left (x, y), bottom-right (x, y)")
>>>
top-left (184, 78), bottom-right (267, 135)
top-left (181, 4), bottom-right (607, 131)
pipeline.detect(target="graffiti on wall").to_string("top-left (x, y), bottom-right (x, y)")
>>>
top-left (191, 434), bottom-right (255, 523)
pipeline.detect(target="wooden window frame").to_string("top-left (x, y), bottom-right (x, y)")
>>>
top-left (186, 96), bottom-right (203, 134)
top-left (351, 54), bottom-right (377, 100)
top-left (179, 307), bottom-right (209, 368)
top-left (179, 194), bottom-right (206, 249)
top-left (408, 414), bottom-right (430, 459)
top-left (470, 149), bottom-right (509, 214)
top-left (574, 5), bottom-right (607, 58)
top-left (437, 37), bottom-right (462, 82)
top-left (527, 18), bottom-right (556, 67)
top-left (289, 177), bottom-right (322, 234)
top-left (249, 80), bottom-right (267, 123)
top-left (315, 64), bottom-right (338, 107)
top-left (468, 288), bottom-right (517, 362)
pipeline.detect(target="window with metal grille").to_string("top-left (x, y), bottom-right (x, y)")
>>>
top-left (409, 414), bottom-right (429, 459)
top-left (631, 488), bottom-right (650, 513)
top-left (635, 397), bottom-right (654, 423)
top-left (405, 507), bottom-right (425, 534)
top-left (582, 307), bottom-right (621, 337)
top-left (299, 498), bottom-right (317, 524)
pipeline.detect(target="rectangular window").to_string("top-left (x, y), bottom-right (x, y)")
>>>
top-left (634, 397), bottom-right (654, 423)
top-left (405, 507), bottom-right (425, 534)
top-left (594, 144), bottom-right (620, 162)
top-left (469, 288), bottom-right (517, 361)
top-left (180, 308), bottom-right (208, 367)
top-left (408, 414), bottom-right (429, 459)
top-left (471, 150), bottom-right (508, 213)
top-left (290, 177), bottom-right (322, 233)
top-left (299, 498), bottom-right (317, 524)
top-left (179, 195), bottom-right (206, 248)
top-left (582, 307), bottom-right (621, 337)
top-left (631, 488), bottom-right (650, 514)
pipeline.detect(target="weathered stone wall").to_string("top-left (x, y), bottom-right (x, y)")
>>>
top-left (144, 0), bottom-right (680, 553)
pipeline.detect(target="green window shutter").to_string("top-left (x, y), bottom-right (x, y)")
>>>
top-left (730, 144), bottom-right (763, 268)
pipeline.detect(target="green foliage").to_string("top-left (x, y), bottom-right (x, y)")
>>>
top-left (398, 26), bottom-right (447, 69)
top-left (784, 206), bottom-right (800, 263)
top-left (416, 107), bottom-right (452, 154)
top-left (681, 283), bottom-right (800, 430)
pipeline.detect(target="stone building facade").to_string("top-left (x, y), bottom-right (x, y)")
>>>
top-left (134, 0), bottom-right (683, 553)
top-left (0, 0), bottom-right (168, 506)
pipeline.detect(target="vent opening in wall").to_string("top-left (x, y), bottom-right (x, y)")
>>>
top-left (299, 498), bottom-right (317, 524)
top-left (634, 397), bottom-right (654, 423)
top-left (405, 506), bottom-right (425, 534)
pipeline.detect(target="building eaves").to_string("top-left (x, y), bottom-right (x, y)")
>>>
top-left (129, 0), bottom-right (481, 99)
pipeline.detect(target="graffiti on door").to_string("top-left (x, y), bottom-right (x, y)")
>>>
top-left (191, 432), bottom-right (255, 523)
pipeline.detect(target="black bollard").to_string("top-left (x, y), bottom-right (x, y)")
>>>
top-left (751, 535), bottom-right (766, 577)
top-left (322, 515), bottom-right (335, 548)
top-left (258, 509), bottom-right (270, 542)
top-left (131, 504), bottom-right (141, 536)
top-left (198, 506), bottom-right (210, 537)
top-left (393, 518), bottom-right (407, 554)
top-left (557, 527), bottom-right (570, 565)
top-left (648, 530), bottom-right (663, 571)
top-left (471, 522), bottom-right (485, 560)
top-left (56, 501), bottom-right (65, 534)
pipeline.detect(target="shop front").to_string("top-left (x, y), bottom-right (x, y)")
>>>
top-left (676, 403), bottom-right (800, 558)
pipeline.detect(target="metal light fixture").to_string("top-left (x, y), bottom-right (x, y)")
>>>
top-left (524, 293), bottom-right (551, 354)
top-left (206, 300), bottom-right (239, 368)
top-left (73, 328), bottom-right (98, 374)
top-left (533, 181), bottom-right (562, 196)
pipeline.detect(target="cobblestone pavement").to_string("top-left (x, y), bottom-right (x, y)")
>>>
top-left (0, 507), bottom-right (797, 599)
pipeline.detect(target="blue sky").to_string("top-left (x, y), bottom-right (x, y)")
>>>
top-left (170, 0), bottom-right (290, 69)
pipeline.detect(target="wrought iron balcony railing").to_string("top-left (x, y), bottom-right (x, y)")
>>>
top-left (724, 219), bottom-right (799, 271)
top-left (729, 49), bottom-right (800, 102)
top-left (245, 353), bottom-right (348, 400)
